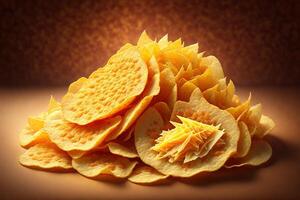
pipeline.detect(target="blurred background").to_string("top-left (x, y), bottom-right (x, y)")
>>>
top-left (0, 0), bottom-right (299, 87)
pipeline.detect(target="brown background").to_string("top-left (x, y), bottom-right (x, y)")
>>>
top-left (0, 0), bottom-right (299, 87)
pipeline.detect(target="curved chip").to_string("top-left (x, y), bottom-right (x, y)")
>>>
top-left (107, 142), bottom-right (138, 158)
top-left (19, 142), bottom-right (72, 171)
top-left (135, 89), bottom-right (240, 177)
top-left (62, 48), bottom-right (148, 125)
top-left (234, 121), bottom-right (251, 158)
top-left (19, 96), bottom-right (61, 148)
top-left (44, 110), bottom-right (121, 151)
top-left (152, 67), bottom-right (177, 110)
top-left (225, 140), bottom-right (272, 168)
top-left (128, 164), bottom-right (168, 184)
top-left (153, 102), bottom-right (171, 123)
top-left (106, 56), bottom-right (160, 141)
top-left (254, 115), bottom-right (275, 138)
top-left (72, 153), bottom-right (137, 178)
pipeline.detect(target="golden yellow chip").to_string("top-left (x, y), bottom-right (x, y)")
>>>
top-left (177, 80), bottom-right (199, 101)
top-left (153, 67), bottom-right (177, 109)
top-left (225, 140), bottom-right (272, 168)
top-left (19, 96), bottom-right (61, 148)
top-left (128, 164), bottom-right (168, 184)
top-left (62, 47), bottom-right (148, 125)
top-left (106, 56), bottom-right (160, 141)
top-left (234, 121), bottom-right (251, 158)
top-left (107, 142), bottom-right (138, 158)
top-left (44, 110), bottom-right (121, 151)
top-left (135, 89), bottom-right (240, 177)
top-left (72, 153), bottom-right (137, 178)
top-left (153, 102), bottom-right (171, 123)
top-left (254, 115), bottom-right (275, 138)
top-left (19, 142), bottom-right (72, 171)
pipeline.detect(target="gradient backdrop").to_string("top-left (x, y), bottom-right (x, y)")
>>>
top-left (0, 0), bottom-right (299, 87)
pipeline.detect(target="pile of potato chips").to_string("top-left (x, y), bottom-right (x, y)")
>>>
top-left (19, 32), bottom-right (275, 184)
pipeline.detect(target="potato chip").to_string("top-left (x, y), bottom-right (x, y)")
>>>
top-left (153, 67), bottom-right (177, 109)
top-left (128, 164), bottom-right (168, 184)
top-left (226, 94), bottom-right (252, 120)
top-left (234, 121), bottom-right (251, 158)
top-left (106, 56), bottom-right (160, 141)
top-left (225, 140), bottom-right (272, 168)
top-left (19, 142), bottom-right (72, 171)
top-left (72, 153), bottom-right (137, 178)
top-left (153, 102), bottom-right (171, 123)
top-left (107, 142), bottom-right (138, 158)
top-left (177, 80), bottom-right (198, 101)
top-left (199, 55), bottom-right (224, 82)
top-left (44, 110), bottom-right (121, 151)
top-left (135, 89), bottom-right (240, 177)
top-left (19, 96), bottom-right (60, 148)
top-left (254, 115), bottom-right (275, 138)
top-left (62, 47), bottom-right (148, 125)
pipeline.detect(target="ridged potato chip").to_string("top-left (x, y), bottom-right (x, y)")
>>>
top-left (62, 47), bottom-right (148, 125)
top-left (72, 153), bottom-right (137, 178)
top-left (19, 142), bottom-right (72, 171)
top-left (128, 164), bottom-right (168, 184)
top-left (44, 110), bottom-right (121, 151)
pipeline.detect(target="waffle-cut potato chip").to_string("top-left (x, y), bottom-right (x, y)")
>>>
top-left (19, 96), bottom-right (61, 148)
top-left (178, 80), bottom-right (198, 101)
top-left (225, 140), bottom-right (272, 168)
top-left (153, 67), bottom-right (177, 109)
top-left (107, 142), bottom-right (138, 158)
top-left (62, 47), bottom-right (148, 125)
top-left (135, 90), bottom-right (239, 177)
top-left (72, 153), bottom-right (137, 178)
top-left (128, 164), bottom-right (168, 184)
top-left (106, 56), bottom-right (160, 141)
top-left (234, 121), bottom-right (251, 158)
top-left (254, 115), bottom-right (275, 138)
top-left (19, 142), bottom-right (72, 171)
top-left (153, 102), bottom-right (171, 123)
top-left (45, 110), bottom-right (121, 151)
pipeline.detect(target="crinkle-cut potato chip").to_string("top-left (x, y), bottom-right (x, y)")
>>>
top-left (254, 115), bottom-right (275, 138)
top-left (128, 164), bottom-right (168, 184)
top-left (19, 96), bottom-right (61, 148)
top-left (106, 56), bottom-right (160, 141)
top-left (107, 142), bottom-right (138, 158)
top-left (62, 47), bottom-right (148, 125)
top-left (225, 140), bottom-right (272, 168)
top-left (44, 110), bottom-right (121, 151)
top-left (72, 153), bottom-right (137, 178)
top-left (153, 102), bottom-right (171, 123)
top-left (135, 89), bottom-right (240, 177)
top-left (234, 121), bottom-right (251, 158)
top-left (153, 67), bottom-right (177, 109)
top-left (19, 142), bottom-right (72, 171)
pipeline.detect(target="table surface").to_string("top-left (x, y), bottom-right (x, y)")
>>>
top-left (1, 86), bottom-right (300, 200)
